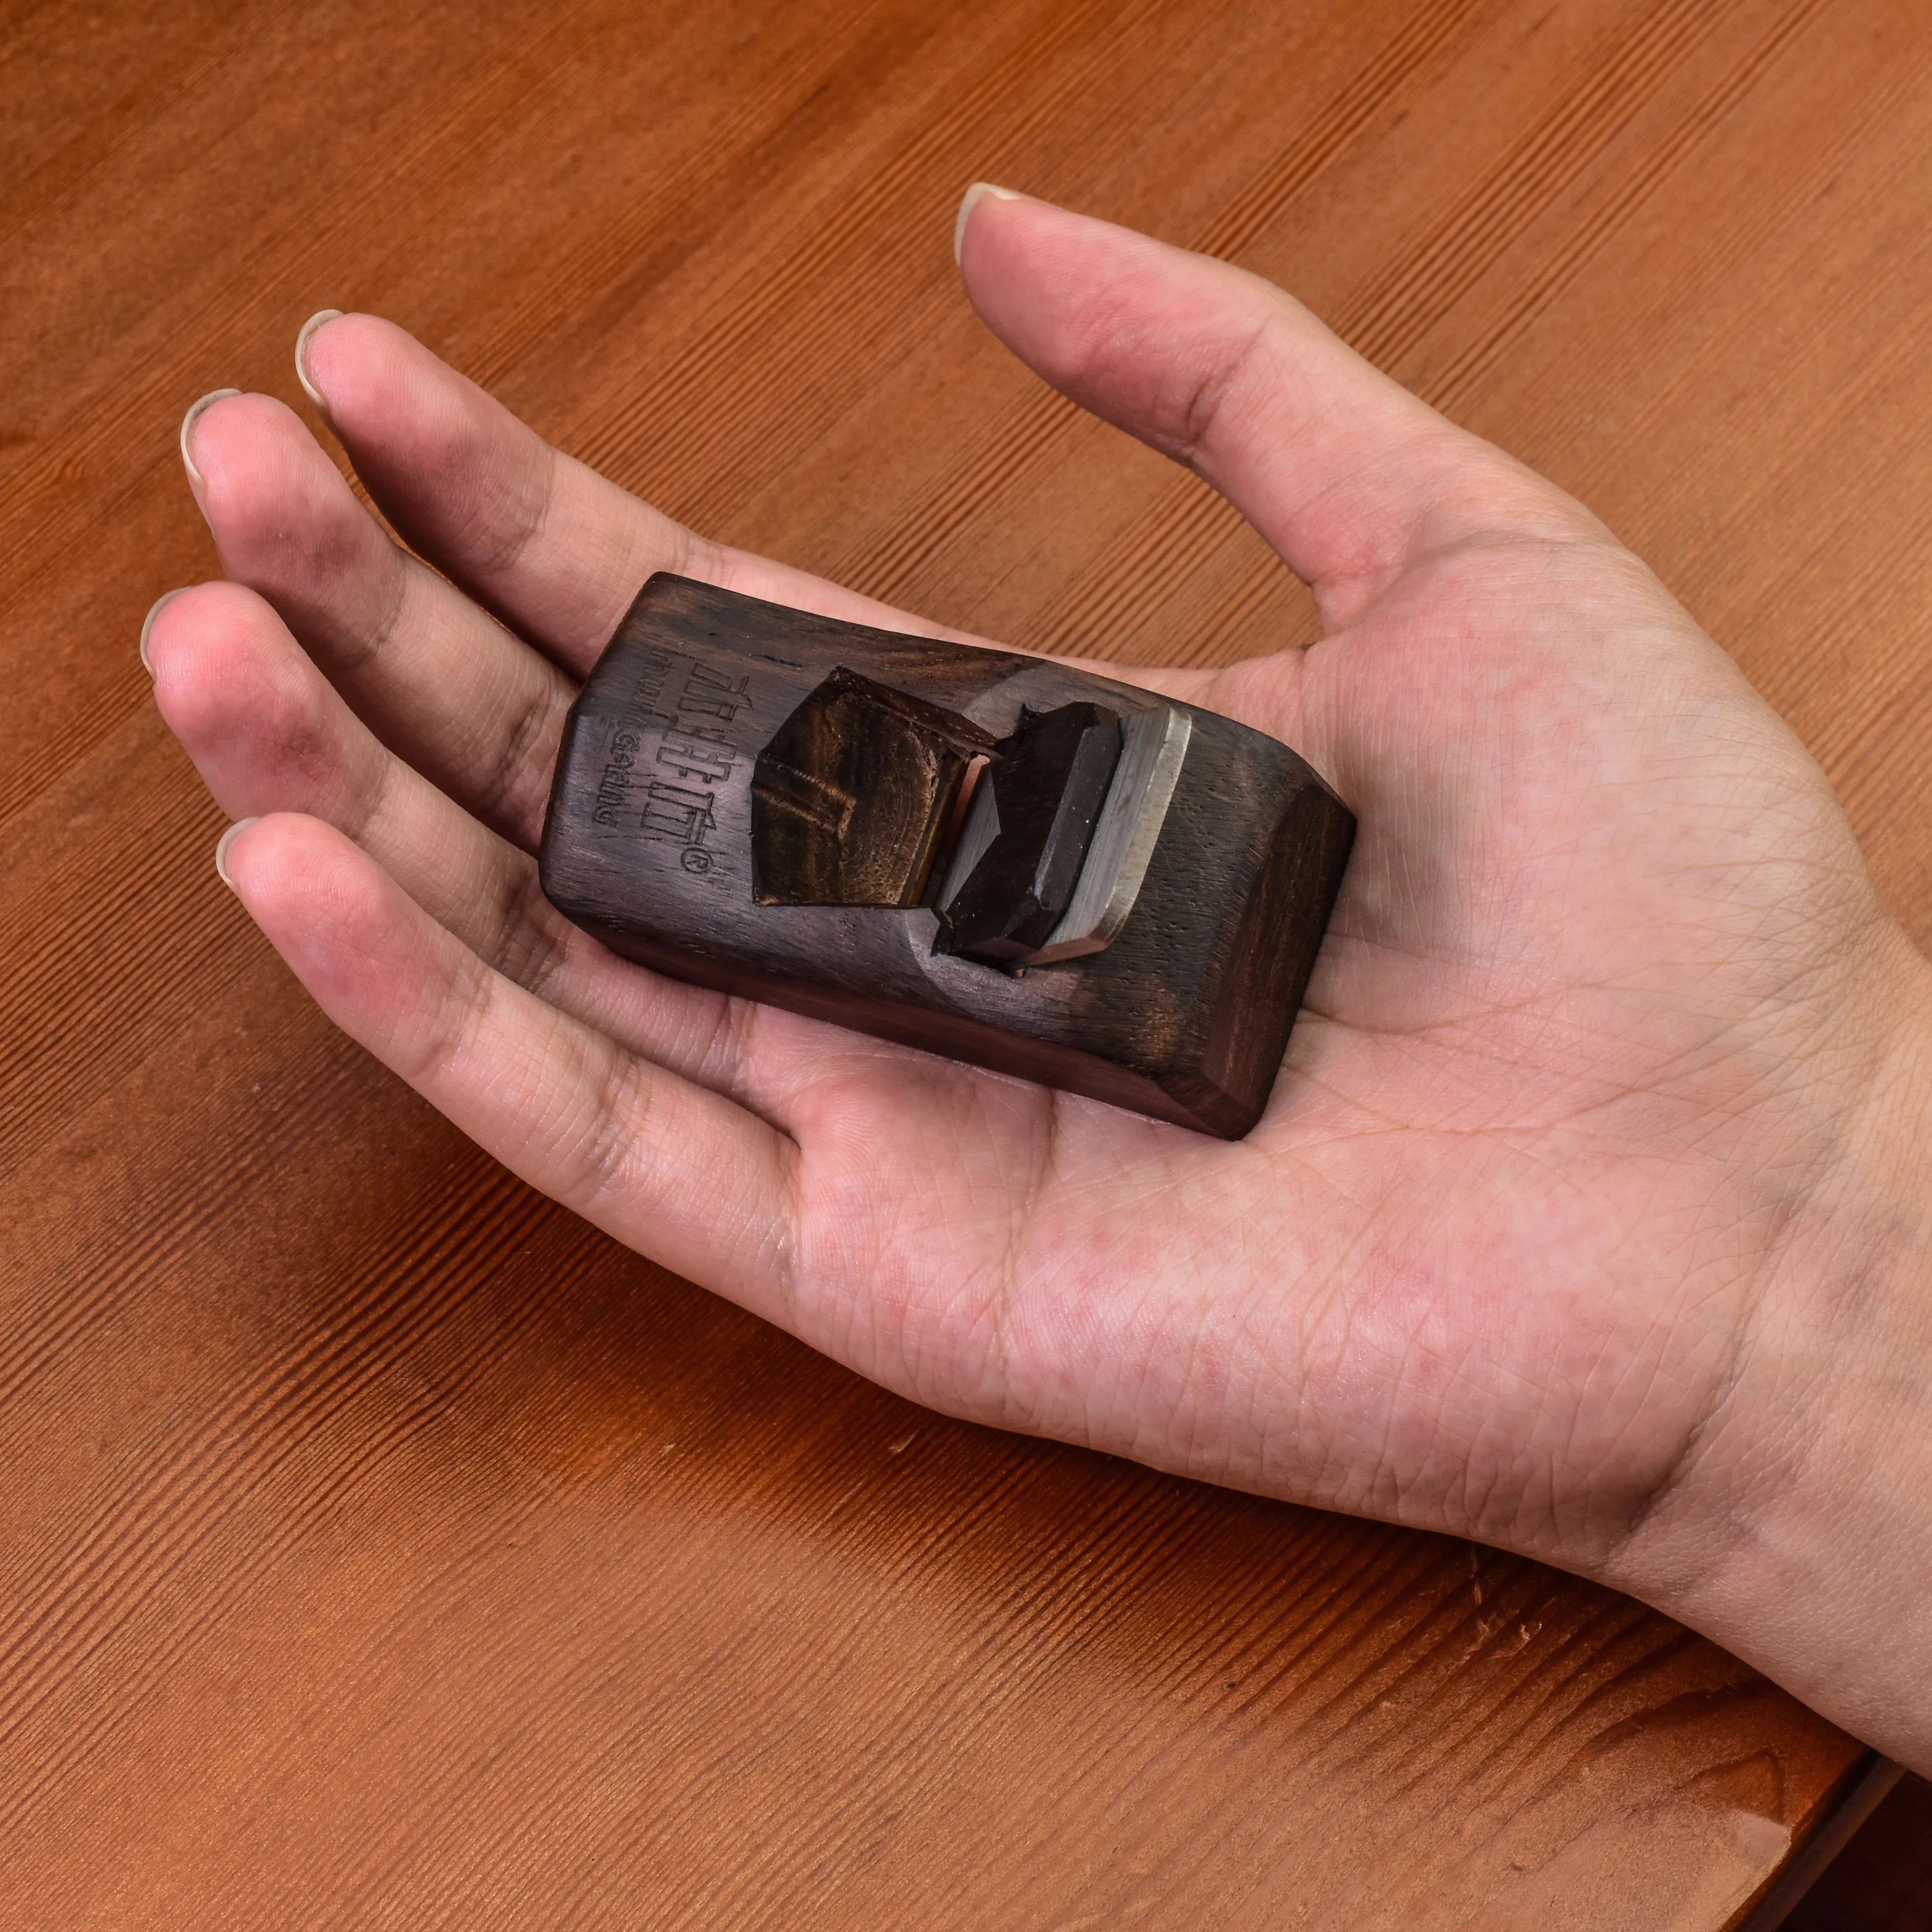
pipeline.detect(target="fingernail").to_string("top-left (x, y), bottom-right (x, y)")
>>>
top-left (139, 587), bottom-right (186, 676)
top-left (215, 816), bottom-right (259, 890)
top-left (295, 308), bottom-right (343, 411)
top-left (179, 388), bottom-right (242, 492)
top-left (954, 181), bottom-right (1023, 264)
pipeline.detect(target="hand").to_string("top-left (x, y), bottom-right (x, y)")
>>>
top-left (149, 188), bottom-right (1932, 1770)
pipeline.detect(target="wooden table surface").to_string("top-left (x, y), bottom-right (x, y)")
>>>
top-left (5, 0), bottom-right (1926, 1924)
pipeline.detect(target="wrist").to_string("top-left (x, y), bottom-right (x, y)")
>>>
top-left (1610, 927), bottom-right (1932, 1769)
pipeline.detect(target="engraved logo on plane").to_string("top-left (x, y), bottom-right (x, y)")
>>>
top-left (593, 653), bottom-right (752, 879)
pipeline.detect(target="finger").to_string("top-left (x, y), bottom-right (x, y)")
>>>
top-left (217, 812), bottom-right (797, 1305)
top-left (182, 388), bottom-right (574, 848)
top-left (149, 580), bottom-right (766, 1101)
top-left (294, 310), bottom-right (1215, 704)
top-left (954, 187), bottom-right (1599, 626)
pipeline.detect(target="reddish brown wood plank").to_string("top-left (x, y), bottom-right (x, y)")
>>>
top-left (4, 0), bottom-right (1920, 1923)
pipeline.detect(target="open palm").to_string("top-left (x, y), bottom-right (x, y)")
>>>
top-left (151, 192), bottom-right (1930, 1727)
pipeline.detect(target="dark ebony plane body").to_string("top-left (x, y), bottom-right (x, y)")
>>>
top-left (539, 574), bottom-right (1354, 1138)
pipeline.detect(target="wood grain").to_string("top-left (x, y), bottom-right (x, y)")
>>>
top-left (3, 0), bottom-right (1925, 1923)
top-left (750, 662), bottom-right (994, 909)
top-left (543, 575), bottom-right (1353, 1137)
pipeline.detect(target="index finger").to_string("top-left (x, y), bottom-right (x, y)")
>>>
top-left (295, 310), bottom-right (1214, 705)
